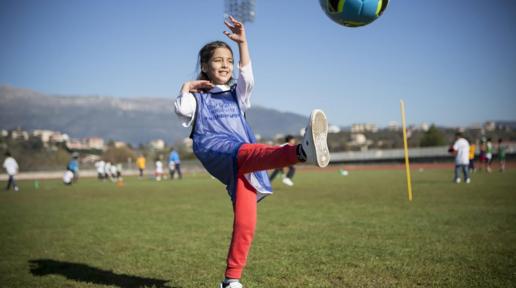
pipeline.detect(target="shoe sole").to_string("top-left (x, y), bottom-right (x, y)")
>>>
top-left (310, 109), bottom-right (330, 168)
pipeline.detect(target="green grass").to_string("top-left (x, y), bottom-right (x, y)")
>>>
top-left (1, 168), bottom-right (515, 288)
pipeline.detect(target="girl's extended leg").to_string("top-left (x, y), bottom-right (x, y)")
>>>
top-left (237, 143), bottom-right (299, 175)
top-left (225, 175), bottom-right (257, 279)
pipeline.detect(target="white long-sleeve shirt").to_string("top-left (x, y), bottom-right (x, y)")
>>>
top-left (174, 62), bottom-right (254, 127)
top-left (3, 157), bottom-right (19, 175)
top-left (453, 138), bottom-right (470, 165)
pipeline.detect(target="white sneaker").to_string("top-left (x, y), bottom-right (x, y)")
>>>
top-left (455, 178), bottom-right (461, 184)
top-left (466, 178), bottom-right (471, 184)
top-left (219, 281), bottom-right (243, 288)
top-left (301, 109), bottom-right (330, 168)
top-left (282, 177), bottom-right (294, 186)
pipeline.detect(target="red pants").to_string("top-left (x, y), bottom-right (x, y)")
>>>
top-left (225, 143), bottom-right (299, 279)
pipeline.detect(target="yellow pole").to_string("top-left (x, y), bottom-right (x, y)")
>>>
top-left (400, 100), bottom-right (413, 201)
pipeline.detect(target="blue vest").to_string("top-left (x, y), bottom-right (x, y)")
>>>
top-left (191, 86), bottom-right (272, 202)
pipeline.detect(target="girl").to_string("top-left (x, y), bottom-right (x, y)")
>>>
top-left (175, 16), bottom-right (330, 288)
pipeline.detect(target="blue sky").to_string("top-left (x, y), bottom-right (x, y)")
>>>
top-left (1, 0), bottom-right (515, 127)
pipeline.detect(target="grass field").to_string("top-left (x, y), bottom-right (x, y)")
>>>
top-left (1, 168), bottom-right (515, 288)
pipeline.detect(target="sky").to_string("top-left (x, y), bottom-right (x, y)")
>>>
top-left (1, 0), bottom-right (516, 128)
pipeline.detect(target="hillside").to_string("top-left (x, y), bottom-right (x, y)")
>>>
top-left (0, 85), bottom-right (309, 145)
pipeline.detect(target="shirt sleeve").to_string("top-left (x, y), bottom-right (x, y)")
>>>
top-left (236, 62), bottom-right (254, 112)
top-left (452, 141), bottom-right (459, 151)
top-left (453, 139), bottom-right (466, 151)
top-left (174, 92), bottom-right (196, 127)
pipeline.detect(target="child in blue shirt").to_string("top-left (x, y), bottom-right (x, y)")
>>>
top-left (175, 16), bottom-right (330, 288)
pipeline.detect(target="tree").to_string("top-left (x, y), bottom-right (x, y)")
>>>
top-left (420, 124), bottom-right (446, 147)
top-left (21, 136), bottom-right (44, 150)
top-left (102, 146), bottom-right (136, 164)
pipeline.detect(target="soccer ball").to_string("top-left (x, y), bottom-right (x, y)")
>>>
top-left (319, 0), bottom-right (389, 27)
top-left (63, 170), bottom-right (74, 185)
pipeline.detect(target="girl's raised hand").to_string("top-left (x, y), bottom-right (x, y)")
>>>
top-left (223, 16), bottom-right (246, 44)
top-left (182, 80), bottom-right (214, 93)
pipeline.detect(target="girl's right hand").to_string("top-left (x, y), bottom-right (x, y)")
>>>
top-left (181, 80), bottom-right (214, 93)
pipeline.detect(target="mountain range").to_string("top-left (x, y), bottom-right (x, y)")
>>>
top-left (0, 85), bottom-right (310, 145)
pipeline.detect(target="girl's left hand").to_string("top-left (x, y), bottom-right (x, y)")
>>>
top-left (224, 16), bottom-right (246, 43)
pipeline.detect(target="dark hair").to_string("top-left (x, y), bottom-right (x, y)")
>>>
top-left (285, 135), bottom-right (294, 143)
top-left (197, 41), bottom-right (234, 82)
top-left (5, 151), bottom-right (11, 157)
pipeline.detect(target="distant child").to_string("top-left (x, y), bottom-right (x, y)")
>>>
top-left (497, 138), bottom-right (507, 172)
top-left (450, 132), bottom-right (470, 183)
top-left (269, 135), bottom-right (298, 186)
top-left (174, 16), bottom-right (330, 288)
top-left (104, 161), bottom-right (112, 181)
top-left (116, 163), bottom-right (123, 179)
top-left (155, 157), bottom-right (163, 181)
top-left (67, 154), bottom-right (79, 182)
top-left (110, 163), bottom-right (118, 182)
top-left (3, 152), bottom-right (19, 191)
top-left (95, 160), bottom-right (106, 180)
top-left (136, 154), bottom-right (146, 178)
top-left (468, 140), bottom-right (476, 172)
top-left (168, 148), bottom-right (182, 180)
top-left (478, 138), bottom-right (487, 172)
top-left (486, 138), bottom-right (493, 172)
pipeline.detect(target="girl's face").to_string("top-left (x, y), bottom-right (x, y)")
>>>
top-left (202, 47), bottom-right (234, 85)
